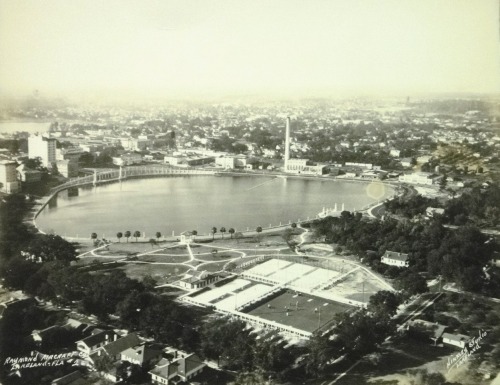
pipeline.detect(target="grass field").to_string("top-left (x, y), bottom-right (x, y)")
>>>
top-left (246, 290), bottom-right (352, 333)
top-left (119, 263), bottom-right (190, 282)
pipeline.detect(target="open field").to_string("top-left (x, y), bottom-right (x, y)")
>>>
top-left (119, 263), bottom-right (191, 282)
top-left (246, 290), bottom-right (352, 332)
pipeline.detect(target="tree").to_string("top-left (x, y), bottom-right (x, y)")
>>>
top-left (291, 223), bottom-right (297, 229)
top-left (396, 271), bottom-right (428, 297)
top-left (124, 231), bottom-right (131, 243)
top-left (234, 232), bottom-right (243, 243)
top-left (200, 317), bottom-right (255, 370)
top-left (256, 226), bottom-right (262, 234)
top-left (192, 230), bottom-right (198, 239)
top-left (91, 232), bottom-right (98, 241)
top-left (133, 231), bottom-right (141, 242)
top-left (149, 238), bottom-right (157, 248)
top-left (211, 227), bottom-right (217, 240)
top-left (24, 234), bottom-right (77, 263)
top-left (367, 291), bottom-right (401, 318)
top-left (228, 228), bottom-right (235, 239)
top-left (155, 232), bottom-right (161, 242)
top-left (117, 232), bottom-right (123, 243)
top-left (220, 227), bottom-right (226, 239)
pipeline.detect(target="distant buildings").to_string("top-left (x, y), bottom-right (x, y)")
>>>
top-left (283, 118), bottom-right (326, 176)
top-left (0, 160), bottom-right (20, 193)
top-left (28, 134), bottom-right (57, 168)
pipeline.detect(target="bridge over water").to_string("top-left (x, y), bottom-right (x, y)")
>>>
top-left (33, 166), bottom-right (215, 223)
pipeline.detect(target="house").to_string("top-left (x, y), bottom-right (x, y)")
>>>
top-left (442, 333), bottom-right (470, 349)
top-left (97, 332), bottom-right (142, 361)
top-left (51, 370), bottom-right (88, 385)
top-left (179, 271), bottom-right (219, 290)
top-left (381, 251), bottom-right (409, 267)
top-left (149, 353), bottom-right (205, 385)
top-left (426, 207), bottom-right (445, 218)
top-left (76, 329), bottom-right (118, 356)
top-left (31, 325), bottom-right (66, 344)
top-left (407, 319), bottom-right (447, 345)
top-left (121, 343), bottom-right (163, 366)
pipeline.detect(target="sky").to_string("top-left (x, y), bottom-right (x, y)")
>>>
top-left (0, 0), bottom-right (499, 99)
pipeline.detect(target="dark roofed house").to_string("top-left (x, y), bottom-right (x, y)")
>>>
top-left (76, 329), bottom-right (117, 356)
top-left (51, 370), bottom-right (87, 385)
top-left (149, 353), bottom-right (205, 385)
top-left (97, 333), bottom-right (142, 361)
top-left (407, 319), bottom-right (447, 345)
top-left (179, 271), bottom-right (219, 290)
top-left (381, 251), bottom-right (409, 267)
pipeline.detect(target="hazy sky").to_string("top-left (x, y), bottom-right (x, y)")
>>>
top-left (0, 0), bottom-right (499, 98)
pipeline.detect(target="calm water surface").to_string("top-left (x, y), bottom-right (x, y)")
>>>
top-left (0, 122), bottom-right (50, 135)
top-left (36, 176), bottom-right (392, 238)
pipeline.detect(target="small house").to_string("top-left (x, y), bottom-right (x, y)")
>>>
top-left (381, 251), bottom-right (409, 267)
top-left (149, 353), bottom-right (205, 385)
top-left (442, 332), bottom-right (470, 349)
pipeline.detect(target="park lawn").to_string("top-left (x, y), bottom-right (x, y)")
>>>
top-left (76, 256), bottom-right (125, 265)
top-left (194, 251), bottom-right (242, 262)
top-left (119, 262), bottom-right (190, 283)
top-left (139, 254), bottom-right (190, 263)
top-left (99, 242), bottom-right (160, 255)
top-left (196, 261), bottom-right (228, 273)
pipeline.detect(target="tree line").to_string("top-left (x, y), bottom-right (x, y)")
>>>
top-left (307, 211), bottom-right (498, 295)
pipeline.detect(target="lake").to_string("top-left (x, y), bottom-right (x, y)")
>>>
top-left (35, 176), bottom-right (393, 238)
top-left (0, 122), bottom-right (50, 135)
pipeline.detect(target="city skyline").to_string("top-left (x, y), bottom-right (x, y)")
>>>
top-left (0, 0), bottom-right (499, 100)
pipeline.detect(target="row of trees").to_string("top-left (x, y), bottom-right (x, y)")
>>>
top-left (210, 226), bottom-right (262, 239)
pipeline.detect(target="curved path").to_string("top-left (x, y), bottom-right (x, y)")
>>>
top-left (76, 224), bottom-right (393, 294)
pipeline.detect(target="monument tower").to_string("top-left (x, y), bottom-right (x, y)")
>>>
top-left (284, 117), bottom-right (291, 170)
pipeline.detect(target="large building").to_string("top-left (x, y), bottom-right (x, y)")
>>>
top-left (28, 134), bottom-right (57, 168)
top-left (0, 160), bottom-right (21, 194)
top-left (398, 172), bottom-right (442, 185)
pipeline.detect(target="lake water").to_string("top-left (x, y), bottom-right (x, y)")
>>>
top-left (0, 122), bottom-right (50, 135)
top-left (35, 176), bottom-right (392, 238)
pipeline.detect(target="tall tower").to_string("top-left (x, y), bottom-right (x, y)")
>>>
top-left (284, 117), bottom-right (291, 170)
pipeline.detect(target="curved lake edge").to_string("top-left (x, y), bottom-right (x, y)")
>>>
top-left (33, 169), bottom-right (398, 241)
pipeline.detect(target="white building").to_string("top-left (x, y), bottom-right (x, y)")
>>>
top-left (112, 153), bottom-right (142, 166)
top-left (215, 156), bottom-right (236, 169)
top-left (0, 160), bottom-right (21, 194)
top-left (381, 251), bottom-right (409, 267)
top-left (28, 135), bottom-right (57, 167)
top-left (56, 159), bottom-right (79, 178)
top-left (442, 333), bottom-right (470, 349)
top-left (399, 172), bottom-right (442, 185)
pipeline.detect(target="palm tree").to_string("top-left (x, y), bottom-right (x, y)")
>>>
top-left (133, 231), bottom-right (141, 242)
top-left (124, 231), bottom-right (131, 242)
top-left (117, 232), bottom-right (123, 243)
top-left (156, 232), bottom-right (161, 242)
top-left (220, 227), bottom-right (226, 239)
top-left (228, 228), bottom-right (235, 239)
top-left (211, 227), bottom-right (217, 240)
